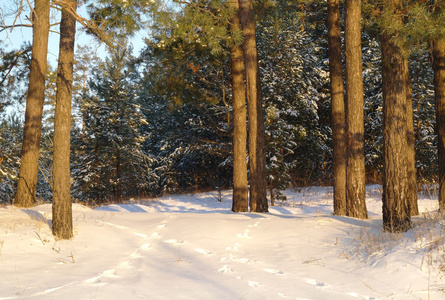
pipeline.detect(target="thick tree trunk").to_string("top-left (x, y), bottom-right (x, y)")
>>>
top-left (230, 0), bottom-right (248, 212)
top-left (434, 36), bottom-right (445, 213)
top-left (381, 29), bottom-right (412, 233)
top-left (344, 0), bottom-right (367, 219)
top-left (238, 0), bottom-right (268, 212)
top-left (52, 0), bottom-right (76, 239)
top-left (327, 0), bottom-right (347, 216)
top-left (14, 0), bottom-right (50, 207)
top-left (404, 57), bottom-right (419, 216)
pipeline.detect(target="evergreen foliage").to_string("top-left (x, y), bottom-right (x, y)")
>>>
top-left (1, 0), bottom-right (443, 205)
top-left (71, 47), bottom-right (152, 203)
top-left (0, 43), bottom-right (32, 114)
top-left (0, 113), bottom-right (22, 202)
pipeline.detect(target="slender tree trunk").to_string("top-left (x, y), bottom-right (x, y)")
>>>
top-left (344, 0), bottom-right (367, 219)
top-left (434, 36), bottom-right (445, 213)
top-left (327, 0), bottom-right (347, 216)
top-left (381, 28), bottom-right (412, 233)
top-left (52, 0), bottom-right (76, 239)
top-left (404, 57), bottom-right (419, 216)
top-left (230, 0), bottom-right (248, 212)
top-left (14, 0), bottom-right (50, 207)
top-left (238, 0), bottom-right (268, 212)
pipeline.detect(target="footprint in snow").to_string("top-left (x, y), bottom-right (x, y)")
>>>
top-left (217, 265), bottom-right (233, 273)
top-left (140, 243), bottom-right (151, 250)
top-left (263, 268), bottom-right (284, 275)
top-left (164, 239), bottom-right (184, 245)
top-left (305, 278), bottom-right (330, 288)
top-left (225, 242), bottom-right (240, 251)
top-left (134, 232), bottom-right (148, 238)
top-left (102, 269), bottom-right (120, 279)
top-left (195, 248), bottom-right (212, 255)
top-left (248, 281), bottom-right (262, 287)
top-left (237, 229), bottom-right (250, 238)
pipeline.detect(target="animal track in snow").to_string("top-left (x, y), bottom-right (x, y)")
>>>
top-left (237, 229), bottom-right (250, 238)
top-left (225, 242), bottom-right (240, 251)
top-left (248, 281), bottom-right (262, 287)
top-left (194, 248), bottom-right (212, 255)
top-left (140, 243), bottom-right (151, 250)
top-left (217, 265), bottom-right (233, 273)
top-left (305, 278), bottom-right (330, 288)
top-left (263, 268), bottom-right (284, 275)
top-left (164, 239), bottom-right (184, 245)
top-left (134, 232), bottom-right (148, 238)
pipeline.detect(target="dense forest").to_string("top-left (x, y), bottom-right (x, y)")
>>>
top-left (1, 0), bottom-right (445, 238)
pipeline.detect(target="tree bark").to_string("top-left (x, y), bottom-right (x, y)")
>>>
top-left (344, 0), bottom-right (367, 219)
top-left (434, 36), bottom-right (445, 213)
top-left (230, 0), bottom-right (248, 212)
top-left (381, 28), bottom-right (412, 233)
top-left (327, 0), bottom-right (347, 216)
top-left (14, 0), bottom-right (50, 208)
top-left (238, 0), bottom-right (268, 212)
top-left (404, 57), bottom-right (419, 216)
top-left (52, 0), bottom-right (76, 239)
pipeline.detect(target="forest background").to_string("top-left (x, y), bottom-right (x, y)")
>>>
top-left (0, 1), bottom-right (440, 217)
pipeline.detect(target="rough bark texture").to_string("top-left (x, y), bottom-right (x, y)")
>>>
top-left (404, 57), bottom-right (419, 216)
top-left (381, 30), bottom-right (412, 233)
top-left (344, 0), bottom-right (367, 219)
top-left (52, 0), bottom-right (76, 239)
top-left (14, 0), bottom-right (51, 208)
top-left (230, 0), bottom-right (249, 212)
top-left (327, 0), bottom-right (347, 216)
top-left (238, 0), bottom-right (268, 212)
top-left (434, 37), bottom-right (445, 213)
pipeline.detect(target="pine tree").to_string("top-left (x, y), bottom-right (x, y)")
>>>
top-left (434, 33), bottom-right (445, 213)
top-left (404, 56), bottom-right (419, 216)
top-left (381, 0), bottom-right (412, 232)
top-left (0, 114), bottom-right (23, 203)
top-left (52, 0), bottom-right (77, 239)
top-left (229, 0), bottom-right (248, 212)
top-left (344, 0), bottom-right (367, 219)
top-left (15, 0), bottom-right (50, 207)
top-left (327, 0), bottom-right (347, 215)
top-left (72, 47), bottom-right (151, 202)
top-left (238, 0), bottom-right (268, 212)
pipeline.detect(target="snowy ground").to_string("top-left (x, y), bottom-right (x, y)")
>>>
top-left (0, 185), bottom-right (444, 300)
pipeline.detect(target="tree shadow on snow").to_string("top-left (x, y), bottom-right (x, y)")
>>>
top-left (22, 209), bottom-right (52, 228)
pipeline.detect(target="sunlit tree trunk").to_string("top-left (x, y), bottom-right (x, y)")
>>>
top-left (238, 0), bottom-right (268, 212)
top-left (327, 0), bottom-right (347, 216)
top-left (344, 0), bottom-right (367, 219)
top-left (434, 36), bottom-right (445, 213)
top-left (230, 0), bottom-right (248, 212)
top-left (52, 0), bottom-right (76, 239)
top-left (404, 58), bottom-right (419, 216)
top-left (15, 0), bottom-right (50, 207)
top-left (381, 26), bottom-right (412, 233)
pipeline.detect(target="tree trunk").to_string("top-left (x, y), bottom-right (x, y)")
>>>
top-left (327, 0), bottom-right (347, 216)
top-left (14, 0), bottom-right (50, 207)
top-left (238, 0), bottom-right (268, 212)
top-left (381, 29), bottom-right (412, 233)
top-left (434, 36), bottom-right (445, 213)
top-left (230, 0), bottom-right (249, 212)
top-left (344, 0), bottom-right (367, 219)
top-left (404, 57), bottom-right (419, 216)
top-left (52, 0), bottom-right (76, 239)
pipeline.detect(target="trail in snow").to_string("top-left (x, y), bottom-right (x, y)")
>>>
top-left (0, 186), bottom-right (443, 299)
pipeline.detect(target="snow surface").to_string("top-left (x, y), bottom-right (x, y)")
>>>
top-left (0, 185), bottom-right (444, 299)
